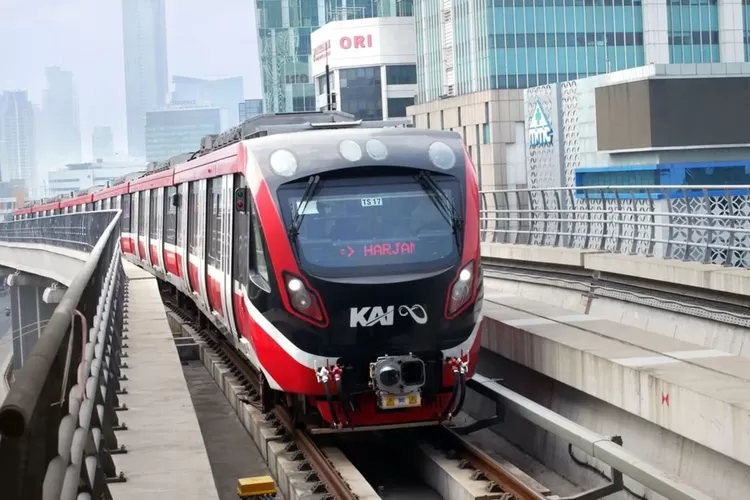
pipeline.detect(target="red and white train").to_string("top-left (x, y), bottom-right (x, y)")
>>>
top-left (14, 116), bottom-right (484, 430)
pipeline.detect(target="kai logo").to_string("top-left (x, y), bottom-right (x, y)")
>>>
top-left (529, 101), bottom-right (553, 147)
top-left (349, 305), bottom-right (428, 327)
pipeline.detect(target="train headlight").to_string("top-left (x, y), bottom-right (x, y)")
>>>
top-left (284, 274), bottom-right (326, 324)
top-left (270, 149), bottom-right (298, 177)
top-left (447, 261), bottom-right (475, 316)
top-left (428, 141), bottom-right (456, 170)
top-left (339, 140), bottom-right (362, 162)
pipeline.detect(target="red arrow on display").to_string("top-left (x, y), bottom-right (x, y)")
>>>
top-left (347, 245), bottom-right (355, 257)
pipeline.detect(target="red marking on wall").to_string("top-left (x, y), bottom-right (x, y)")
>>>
top-left (661, 393), bottom-right (670, 406)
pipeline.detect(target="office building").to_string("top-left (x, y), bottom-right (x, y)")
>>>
top-left (414, 0), bottom-right (750, 103)
top-left (145, 105), bottom-right (226, 162)
top-left (0, 91), bottom-right (36, 195)
top-left (122, 0), bottom-right (169, 158)
top-left (172, 76), bottom-right (244, 126)
top-left (256, 0), bottom-right (412, 113)
top-left (92, 126), bottom-right (115, 160)
top-left (311, 17), bottom-right (417, 120)
top-left (47, 158), bottom-right (146, 197)
top-left (38, 67), bottom-right (81, 171)
top-left (239, 99), bottom-right (264, 122)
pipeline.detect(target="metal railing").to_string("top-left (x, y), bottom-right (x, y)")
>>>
top-left (480, 185), bottom-right (750, 268)
top-left (0, 211), bottom-right (126, 500)
top-left (0, 211), bottom-right (119, 253)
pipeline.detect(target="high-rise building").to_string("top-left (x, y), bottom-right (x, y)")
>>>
top-left (92, 126), bottom-right (115, 160)
top-left (238, 99), bottom-right (263, 121)
top-left (257, 0), bottom-right (413, 113)
top-left (38, 67), bottom-right (81, 170)
top-left (171, 76), bottom-right (244, 126)
top-left (122, 0), bottom-right (169, 158)
top-left (145, 104), bottom-right (226, 162)
top-left (415, 0), bottom-right (749, 103)
top-left (48, 158), bottom-right (146, 196)
top-left (0, 92), bottom-right (36, 195)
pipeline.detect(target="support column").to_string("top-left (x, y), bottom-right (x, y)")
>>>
top-left (7, 274), bottom-right (59, 371)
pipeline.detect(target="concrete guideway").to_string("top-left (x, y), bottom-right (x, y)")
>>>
top-left (107, 261), bottom-right (219, 500)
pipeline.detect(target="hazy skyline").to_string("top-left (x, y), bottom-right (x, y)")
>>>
top-left (0, 0), bottom-right (262, 161)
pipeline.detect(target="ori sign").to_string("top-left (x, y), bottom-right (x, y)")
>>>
top-left (340, 34), bottom-right (373, 50)
top-left (528, 101), bottom-right (553, 147)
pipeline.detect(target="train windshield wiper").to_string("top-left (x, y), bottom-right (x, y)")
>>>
top-left (287, 175), bottom-right (321, 241)
top-left (415, 170), bottom-right (464, 244)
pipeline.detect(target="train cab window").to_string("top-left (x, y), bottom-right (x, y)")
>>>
top-left (277, 175), bottom-right (461, 277)
top-left (249, 197), bottom-right (269, 282)
top-left (206, 179), bottom-right (223, 269)
top-left (122, 194), bottom-right (131, 233)
top-left (149, 189), bottom-right (159, 240)
top-left (138, 192), bottom-right (146, 237)
top-left (164, 186), bottom-right (177, 245)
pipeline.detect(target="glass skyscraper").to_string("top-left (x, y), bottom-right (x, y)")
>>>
top-left (416, 0), bottom-right (747, 103)
top-left (257, 0), bottom-right (413, 113)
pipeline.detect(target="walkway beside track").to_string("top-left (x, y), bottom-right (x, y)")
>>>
top-left (107, 262), bottom-right (219, 500)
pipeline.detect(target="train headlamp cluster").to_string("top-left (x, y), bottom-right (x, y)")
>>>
top-left (448, 261), bottom-right (475, 316)
top-left (371, 354), bottom-right (426, 395)
top-left (284, 275), bottom-right (324, 323)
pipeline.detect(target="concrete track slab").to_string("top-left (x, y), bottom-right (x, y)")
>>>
top-left (481, 283), bottom-right (750, 469)
top-left (108, 261), bottom-right (219, 500)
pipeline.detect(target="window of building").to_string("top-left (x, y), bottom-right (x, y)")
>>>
top-left (165, 186), bottom-right (177, 245)
top-left (340, 67), bottom-right (383, 121)
top-left (206, 178), bottom-right (223, 269)
top-left (385, 65), bottom-right (417, 85)
top-left (387, 97), bottom-right (415, 118)
top-left (667, 0), bottom-right (720, 63)
top-left (149, 189), bottom-right (159, 240)
top-left (483, 123), bottom-right (491, 144)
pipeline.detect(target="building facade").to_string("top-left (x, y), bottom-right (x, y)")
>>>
top-left (47, 159), bottom-right (146, 197)
top-left (92, 126), bottom-right (115, 160)
top-left (38, 67), bottom-right (81, 171)
top-left (256, 0), bottom-right (412, 113)
top-left (144, 105), bottom-right (226, 162)
top-left (172, 76), bottom-right (244, 126)
top-left (0, 91), bottom-right (36, 195)
top-left (122, 0), bottom-right (169, 158)
top-left (238, 99), bottom-right (264, 121)
top-left (311, 17), bottom-right (417, 120)
top-left (414, 0), bottom-right (750, 104)
top-left (523, 63), bottom-right (750, 189)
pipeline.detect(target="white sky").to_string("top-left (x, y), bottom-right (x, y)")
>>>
top-left (0, 0), bottom-right (262, 159)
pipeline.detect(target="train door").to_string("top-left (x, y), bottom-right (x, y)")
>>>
top-left (230, 173), bottom-right (256, 361)
top-left (148, 188), bottom-right (160, 269)
top-left (186, 181), bottom-right (206, 307)
top-left (205, 178), bottom-right (224, 318)
top-left (220, 174), bottom-right (234, 332)
top-left (136, 191), bottom-right (147, 262)
top-left (178, 182), bottom-right (190, 294)
top-left (197, 179), bottom-right (209, 310)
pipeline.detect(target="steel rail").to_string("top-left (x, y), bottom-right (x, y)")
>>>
top-left (438, 426), bottom-right (546, 500)
top-left (160, 297), bottom-right (357, 500)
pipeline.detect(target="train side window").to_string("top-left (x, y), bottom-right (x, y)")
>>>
top-left (149, 189), bottom-right (159, 240)
top-left (122, 194), bottom-right (131, 233)
top-left (188, 182), bottom-right (199, 256)
top-left (138, 192), bottom-right (146, 237)
top-left (249, 197), bottom-right (269, 283)
top-left (165, 186), bottom-right (177, 245)
top-left (175, 185), bottom-right (184, 247)
top-left (206, 178), bottom-right (221, 269)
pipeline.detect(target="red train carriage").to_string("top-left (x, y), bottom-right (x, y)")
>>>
top-left (14, 114), bottom-right (484, 431)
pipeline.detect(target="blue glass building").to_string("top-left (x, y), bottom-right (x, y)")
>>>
top-left (415, 0), bottom-right (749, 103)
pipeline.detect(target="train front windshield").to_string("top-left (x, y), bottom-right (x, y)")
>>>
top-left (279, 175), bottom-right (462, 277)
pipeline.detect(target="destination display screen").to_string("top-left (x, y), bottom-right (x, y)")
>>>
top-left (279, 179), bottom-right (460, 272)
